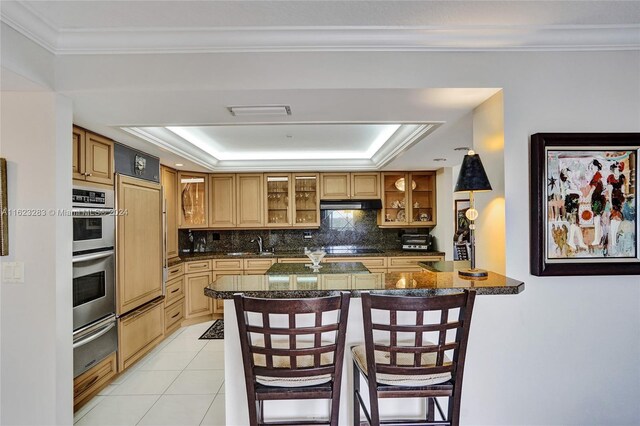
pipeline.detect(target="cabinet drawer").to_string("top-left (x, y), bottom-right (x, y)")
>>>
top-left (165, 299), bottom-right (184, 333)
top-left (353, 273), bottom-right (384, 290)
top-left (388, 256), bottom-right (443, 268)
top-left (325, 256), bottom-right (387, 268)
top-left (167, 263), bottom-right (184, 280)
top-left (165, 276), bottom-right (184, 307)
top-left (118, 299), bottom-right (164, 371)
top-left (213, 298), bottom-right (225, 314)
top-left (278, 258), bottom-right (308, 264)
top-left (185, 260), bottom-right (212, 273)
top-left (74, 352), bottom-right (117, 411)
top-left (213, 259), bottom-right (243, 270)
top-left (244, 258), bottom-right (276, 271)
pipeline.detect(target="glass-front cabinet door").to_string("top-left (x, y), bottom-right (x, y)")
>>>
top-left (293, 173), bottom-right (320, 227)
top-left (178, 172), bottom-right (208, 228)
top-left (381, 172), bottom-right (409, 226)
top-left (409, 172), bottom-right (436, 226)
top-left (265, 174), bottom-right (292, 227)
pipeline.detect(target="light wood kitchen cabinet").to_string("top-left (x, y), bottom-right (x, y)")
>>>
top-left (166, 263), bottom-right (184, 281)
top-left (211, 271), bottom-right (242, 314)
top-left (320, 173), bottom-right (350, 199)
top-left (73, 352), bottom-right (117, 411)
top-left (320, 172), bottom-right (380, 200)
top-left (265, 173), bottom-right (292, 227)
top-left (178, 172), bottom-right (208, 228)
top-left (161, 166), bottom-right (179, 259)
top-left (117, 298), bottom-right (165, 371)
top-left (293, 173), bottom-right (320, 227)
top-left (185, 271), bottom-right (213, 319)
top-left (165, 276), bottom-right (184, 307)
top-left (237, 174), bottom-right (264, 227)
top-left (387, 255), bottom-right (444, 271)
top-left (73, 126), bottom-right (114, 186)
top-left (164, 298), bottom-right (185, 335)
top-left (244, 258), bottom-right (276, 273)
top-left (116, 175), bottom-right (163, 315)
top-left (209, 174), bottom-right (236, 228)
top-left (185, 259), bottom-right (212, 273)
top-left (324, 256), bottom-right (387, 273)
top-left (351, 172), bottom-right (381, 199)
top-left (380, 172), bottom-right (436, 228)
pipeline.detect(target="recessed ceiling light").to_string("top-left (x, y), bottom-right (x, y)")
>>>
top-left (175, 163), bottom-right (184, 167)
top-left (454, 146), bottom-right (472, 151)
top-left (433, 158), bottom-right (447, 162)
top-left (228, 105), bottom-right (292, 117)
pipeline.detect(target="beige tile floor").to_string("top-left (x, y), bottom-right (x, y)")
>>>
top-left (74, 320), bottom-right (226, 426)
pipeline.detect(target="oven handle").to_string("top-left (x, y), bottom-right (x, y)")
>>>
top-left (72, 250), bottom-right (114, 263)
top-left (72, 322), bottom-right (115, 349)
top-left (72, 208), bottom-right (115, 217)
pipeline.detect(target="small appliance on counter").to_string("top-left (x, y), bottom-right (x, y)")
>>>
top-left (401, 233), bottom-right (434, 251)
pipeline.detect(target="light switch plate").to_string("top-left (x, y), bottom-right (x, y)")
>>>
top-left (2, 262), bottom-right (24, 283)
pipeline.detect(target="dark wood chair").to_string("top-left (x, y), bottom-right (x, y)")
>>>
top-left (234, 292), bottom-right (351, 426)
top-left (352, 290), bottom-right (476, 426)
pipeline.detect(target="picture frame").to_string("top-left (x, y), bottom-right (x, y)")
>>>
top-left (1, 158), bottom-right (8, 256)
top-left (530, 133), bottom-right (639, 276)
top-left (454, 199), bottom-right (471, 243)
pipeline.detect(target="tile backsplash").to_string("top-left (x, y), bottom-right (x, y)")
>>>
top-left (178, 210), bottom-right (431, 254)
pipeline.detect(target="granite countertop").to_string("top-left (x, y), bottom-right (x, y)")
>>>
top-left (204, 261), bottom-right (525, 299)
top-left (266, 261), bottom-right (370, 275)
top-left (171, 249), bottom-right (445, 266)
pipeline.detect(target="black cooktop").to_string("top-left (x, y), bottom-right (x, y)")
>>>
top-left (324, 246), bottom-right (384, 254)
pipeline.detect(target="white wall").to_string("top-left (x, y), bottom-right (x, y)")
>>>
top-left (0, 92), bottom-right (73, 425)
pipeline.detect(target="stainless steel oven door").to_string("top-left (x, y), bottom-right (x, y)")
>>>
top-left (73, 208), bottom-right (115, 253)
top-left (72, 250), bottom-right (115, 330)
top-left (73, 314), bottom-right (117, 377)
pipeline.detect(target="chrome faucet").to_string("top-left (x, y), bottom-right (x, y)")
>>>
top-left (250, 236), bottom-right (263, 253)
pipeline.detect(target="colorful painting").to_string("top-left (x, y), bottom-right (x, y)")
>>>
top-left (546, 150), bottom-right (637, 260)
top-left (530, 133), bottom-right (640, 276)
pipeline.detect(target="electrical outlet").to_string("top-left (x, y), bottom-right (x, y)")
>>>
top-left (2, 262), bottom-right (24, 283)
top-left (303, 231), bottom-right (312, 240)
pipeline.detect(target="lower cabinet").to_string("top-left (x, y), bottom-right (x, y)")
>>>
top-left (117, 298), bottom-right (165, 371)
top-left (211, 271), bottom-right (242, 314)
top-left (387, 255), bottom-right (443, 272)
top-left (165, 298), bottom-right (185, 335)
top-left (73, 352), bottom-right (117, 411)
top-left (185, 271), bottom-right (213, 319)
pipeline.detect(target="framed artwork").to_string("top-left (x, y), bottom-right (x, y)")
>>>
top-left (530, 133), bottom-right (639, 276)
top-left (1, 158), bottom-right (7, 256)
top-left (454, 199), bottom-right (471, 243)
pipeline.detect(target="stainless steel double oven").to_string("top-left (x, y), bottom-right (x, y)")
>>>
top-left (72, 184), bottom-right (117, 377)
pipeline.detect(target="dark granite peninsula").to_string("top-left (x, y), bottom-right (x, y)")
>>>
top-left (213, 260), bottom-right (524, 425)
top-left (265, 261), bottom-right (370, 275)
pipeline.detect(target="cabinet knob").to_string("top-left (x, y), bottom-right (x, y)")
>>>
top-left (85, 173), bottom-right (92, 177)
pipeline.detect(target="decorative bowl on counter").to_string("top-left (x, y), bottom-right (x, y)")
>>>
top-left (304, 247), bottom-right (326, 268)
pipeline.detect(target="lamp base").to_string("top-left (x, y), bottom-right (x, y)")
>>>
top-left (458, 268), bottom-right (489, 278)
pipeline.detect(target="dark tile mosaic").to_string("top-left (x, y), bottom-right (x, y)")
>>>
top-left (178, 210), bottom-right (432, 254)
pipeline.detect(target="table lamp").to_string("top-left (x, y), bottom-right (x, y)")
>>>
top-left (455, 150), bottom-right (492, 278)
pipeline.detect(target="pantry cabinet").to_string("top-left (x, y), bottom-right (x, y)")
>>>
top-left (72, 126), bottom-right (114, 186)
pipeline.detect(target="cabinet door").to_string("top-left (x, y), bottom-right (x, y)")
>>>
top-left (84, 132), bottom-right (114, 186)
top-left (74, 353), bottom-right (117, 411)
top-left (265, 173), bottom-right (292, 227)
top-left (161, 166), bottom-right (179, 259)
top-left (185, 272), bottom-right (213, 319)
top-left (209, 174), bottom-right (236, 228)
top-left (72, 126), bottom-right (86, 180)
top-left (178, 172), bottom-right (208, 228)
top-left (351, 173), bottom-right (380, 199)
top-left (320, 173), bottom-right (350, 199)
top-left (237, 174), bottom-right (264, 228)
top-left (117, 299), bottom-right (165, 371)
top-left (116, 175), bottom-right (163, 315)
top-left (211, 271), bottom-right (242, 314)
top-left (380, 172), bottom-right (409, 226)
top-left (293, 173), bottom-right (320, 227)
top-left (409, 172), bottom-right (437, 226)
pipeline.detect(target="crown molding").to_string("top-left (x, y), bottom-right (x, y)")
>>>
top-left (1, 2), bottom-right (638, 55)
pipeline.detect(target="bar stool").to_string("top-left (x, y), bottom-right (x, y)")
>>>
top-left (352, 290), bottom-right (476, 426)
top-left (234, 292), bottom-right (351, 426)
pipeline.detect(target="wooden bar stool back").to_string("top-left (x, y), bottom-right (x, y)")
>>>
top-left (234, 292), bottom-right (351, 426)
top-left (353, 290), bottom-right (476, 426)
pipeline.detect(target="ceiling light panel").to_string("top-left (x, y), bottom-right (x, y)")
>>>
top-left (228, 105), bottom-right (292, 116)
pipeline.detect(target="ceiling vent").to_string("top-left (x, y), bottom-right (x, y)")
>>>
top-left (228, 105), bottom-right (292, 117)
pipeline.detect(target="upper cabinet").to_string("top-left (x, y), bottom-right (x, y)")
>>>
top-left (293, 173), bottom-right (320, 227)
top-left (265, 174), bottom-right (292, 227)
top-left (209, 174), bottom-right (236, 228)
top-left (320, 172), bottom-right (380, 200)
top-left (73, 126), bottom-right (114, 186)
top-left (236, 174), bottom-right (264, 228)
top-left (178, 172), bottom-right (208, 228)
top-left (161, 166), bottom-right (179, 259)
top-left (380, 171), bottom-right (436, 227)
